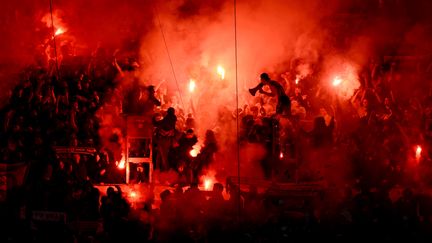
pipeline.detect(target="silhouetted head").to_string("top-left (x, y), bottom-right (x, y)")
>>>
top-left (107, 187), bottom-right (115, 197)
top-left (147, 85), bottom-right (155, 94)
top-left (213, 183), bottom-right (224, 193)
top-left (260, 72), bottom-right (270, 81)
top-left (313, 116), bottom-right (326, 130)
top-left (190, 182), bottom-right (199, 189)
top-left (167, 107), bottom-right (175, 115)
top-left (186, 128), bottom-right (194, 138)
top-left (160, 189), bottom-right (171, 202)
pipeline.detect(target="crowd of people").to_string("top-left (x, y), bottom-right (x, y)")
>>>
top-left (2, 33), bottom-right (432, 241)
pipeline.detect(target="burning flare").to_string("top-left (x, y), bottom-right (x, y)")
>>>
top-left (117, 154), bottom-right (125, 169)
top-left (41, 12), bottom-right (67, 38)
top-left (415, 145), bottom-right (422, 161)
top-left (332, 76), bottom-right (342, 86)
top-left (190, 149), bottom-right (198, 157)
top-left (190, 144), bottom-right (201, 158)
top-left (189, 79), bottom-right (196, 93)
top-left (217, 65), bottom-right (225, 80)
top-left (327, 61), bottom-right (360, 99)
top-left (54, 28), bottom-right (65, 36)
top-left (295, 75), bottom-right (300, 85)
top-left (279, 152), bottom-right (284, 159)
top-left (200, 170), bottom-right (216, 191)
top-left (204, 179), bottom-right (212, 191)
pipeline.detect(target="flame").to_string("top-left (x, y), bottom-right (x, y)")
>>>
top-left (117, 154), bottom-right (125, 169)
top-left (217, 65), bottom-right (225, 80)
top-left (189, 144), bottom-right (201, 158)
top-left (190, 148), bottom-right (198, 157)
top-left (204, 178), bottom-right (212, 190)
top-left (295, 76), bottom-right (300, 85)
top-left (200, 170), bottom-right (216, 191)
top-left (279, 152), bottom-right (284, 159)
top-left (416, 145), bottom-right (422, 161)
top-left (42, 13), bottom-right (67, 38)
top-left (189, 79), bottom-right (196, 93)
top-left (328, 61), bottom-right (360, 99)
top-left (332, 76), bottom-right (342, 86)
top-left (129, 191), bottom-right (137, 198)
top-left (54, 28), bottom-right (65, 36)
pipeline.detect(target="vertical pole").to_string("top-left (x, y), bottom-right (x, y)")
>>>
top-left (49, 0), bottom-right (60, 79)
top-left (125, 115), bottom-right (129, 184)
top-left (233, 0), bottom-right (241, 221)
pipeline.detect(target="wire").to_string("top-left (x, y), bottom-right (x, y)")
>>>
top-left (49, 0), bottom-right (60, 79)
top-left (153, 3), bottom-right (185, 109)
top-left (233, 0), bottom-right (241, 220)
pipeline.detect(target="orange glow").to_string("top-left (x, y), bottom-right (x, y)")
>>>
top-left (204, 178), bottom-right (212, 190)
top-left (295, 75), bottom-right (300, 85)
top-left (327, 61), bottom-right (360, 99)
top-left (188, 79), bottom-right (196, 93)
top-left (200, 170), bottom-right (216, 191)
top-left (190, 148), bottom-right (198, 157)
top-left (332, 76), bottom-right (342, 86)
top-left (54, 28), bottom-right (65, 36)
top-left (129, 191), bottom-right (137, 198)
top-left (217, 65), bottom-right (225, 80)
top-left (41, 12), bottom-right (67, 38)
top-left (190, 145), bottom-right (201, 158)
top-left (117, 160), bottom-right (125, 169)
top-left (416, 145), bottom-right (422, 161)
top-left (117, 154), bottom-right (125, 169)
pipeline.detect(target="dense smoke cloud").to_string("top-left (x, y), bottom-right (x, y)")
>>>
top-left (0, 0), bottom-right (154, 101)
top-left (138, 0), bottom-right (345, 179)
top-left (1, 0), bottom-right (432, 181)
top-left (135, 0), bottom-right (432, 181)
top-left (140, 0), bottom-right (337, 89)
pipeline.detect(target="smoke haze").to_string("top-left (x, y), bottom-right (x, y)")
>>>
top-left (1, 0), bottom-right (432, 180)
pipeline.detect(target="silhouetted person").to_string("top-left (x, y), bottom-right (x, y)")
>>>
top-left (154, 107), bottom-right (177, 171)
top-left (249, 73), bottom-right (291, 116)
top-left (174, 128), bottom-right (198, 176)
top-left (142, 85), bottom-right (161, 115)
top-left (193, 130), bottom-right (218, 181)
top-left (310, 116), bottom-right (334, 148)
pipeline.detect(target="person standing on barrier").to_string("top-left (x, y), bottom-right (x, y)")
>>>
top-left (249, 73), bottom-right (291, 116)
top-left (154, 107), bottom-right (177, 171)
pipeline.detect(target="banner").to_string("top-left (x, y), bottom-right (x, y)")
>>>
top-left (32, 211), bottom-right (66, 223)
top-left (0, 163), bottom-right (28, 202)
top-left (53, 146), bottom-right (96, 155)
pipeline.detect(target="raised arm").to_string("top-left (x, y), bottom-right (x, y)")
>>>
top-left (351, 88), bottom-right (362, 105)
top-left (372, 88), bottom-right (382, 104)
top-left (113, 57), bottom-right (124, 79)
top-left (281, 72), bottom-right (291, 95)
